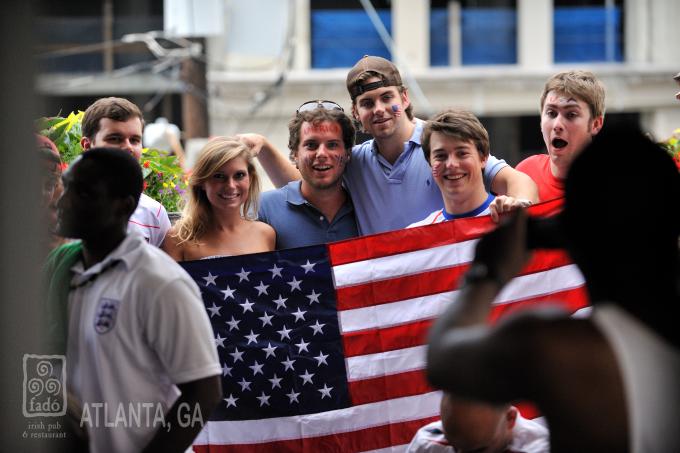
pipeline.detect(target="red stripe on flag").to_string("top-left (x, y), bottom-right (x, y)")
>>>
top-left (342, 286), bottom-right (588, 357)
top-left (348, 369), bottom-right (433, 405)
top-left (328, 199), bottom-right (564, 266)
top-left (336, 250), bottom-right (575, 311)
top-left (194, 416), bottom-right (441, 453)
top-left (343, 319), bottom-right (432, 357)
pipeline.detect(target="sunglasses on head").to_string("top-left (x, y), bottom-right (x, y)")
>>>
top-left (296, 100), bottom-right (344, 115)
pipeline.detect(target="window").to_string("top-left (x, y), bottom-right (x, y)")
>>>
top-left (310, 0), bottom-right (392, 68)
top-left (554, 0), bottom-right (624, 63)
top-left (430, 0), bottom-right (517, 66)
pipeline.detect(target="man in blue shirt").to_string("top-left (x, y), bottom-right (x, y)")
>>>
top-left (246, 56), bottom-right (537, 235)
top-left (256, 101), bottom-right (359, 249)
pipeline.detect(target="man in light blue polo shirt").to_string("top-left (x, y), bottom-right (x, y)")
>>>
top-left (256, 101), bottom-right (359, 249)
top-left (246, 57), bottom-right (538, 235)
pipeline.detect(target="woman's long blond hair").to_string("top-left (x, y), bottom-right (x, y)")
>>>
top-left (173, 137), bottom-right (261, 245)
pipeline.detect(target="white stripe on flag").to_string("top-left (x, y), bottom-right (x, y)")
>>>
top-left (495, 264), bottom-right (584, 305)
top-left (346, 345), bottom-right (427, 381)
top-left (194, 391), bottom-right (442, 445)
top-left (333, 239), bottom-right (478, 288)
top-left (339, 291), bottom-right (456, 333)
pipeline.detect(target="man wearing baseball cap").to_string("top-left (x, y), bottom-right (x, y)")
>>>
top-left (247, 56), bottom-right (538, 235)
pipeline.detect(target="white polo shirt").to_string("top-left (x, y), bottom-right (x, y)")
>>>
top-left (66, 232), bottom-right (220, 453)
top-left (128, 193), bottom-right (171, 247)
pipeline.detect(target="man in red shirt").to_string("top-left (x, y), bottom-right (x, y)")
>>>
top-left (517, 71), bottom-right (605, 201)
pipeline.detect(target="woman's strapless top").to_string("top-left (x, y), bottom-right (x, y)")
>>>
top-left (200, 254), bottom-right (232, 260)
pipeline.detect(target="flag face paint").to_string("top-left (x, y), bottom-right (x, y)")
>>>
top-left (391, 104), bottom-right (402, 118)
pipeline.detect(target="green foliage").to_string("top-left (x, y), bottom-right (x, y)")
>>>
top-left (140, 148), bottom-right (188, 212)
top-left (36, 111), bottom-right (84, 164)
top-left (36, 112), bottom-right (187, 212)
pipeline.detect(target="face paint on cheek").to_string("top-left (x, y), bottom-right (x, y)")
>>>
top-left (391, 104), bottom-right (402, 118)
top-left (302, 155), bottom-right (316, 167)
top-left (431, 162), bottom-right (442, 178)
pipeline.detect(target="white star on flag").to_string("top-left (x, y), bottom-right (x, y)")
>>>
top-left (222, 363), bottom-right (232, 376)
top-left (281, 356), bottom-right (296, 371)
top-left (258, 311), bottom-right (274, 327)
top-left (207, 302), bottom-right (222, 318)
top-left (299, 369), bottom-right (314, 385)
top-left (318, 384), bottom-right (333, 399)
top-left (286, 389), bottom-right (300, 403)
top-left (223, 394), bottom-right (238, 408)
top-left (239, 299), bottom-right (254, 313)
top-left (272, 295), bottom-right (288, 310)
top-left (214, 333), bottom-right (226, 348)
top-left (249, 361), bottom-right (264, 376)
top-left (220, 285), bottom-right (236, 300)
top-left (236, 268), bottom-right (251, 282)
top-left (291, 307), bottom-right (307, 322)
top-left (287, 276), bottom-right (302, 292)
top-left (229, 347), bottom-right (244, 363)
top-left (237, 378), bottom-right (251, 391)
top-left (256, 392), bottom-right (271, 407)
top-left (269, 264), bottom-right (283, 279)
top-left (301, 260), bottom-right (316, 274)
top-left (254, 281), bottom-right (270, 296)
top-left (309, 320), bottom-right (325, 335)
top-left (277, 325), bottom-right (292, 340)
top-left (313, 351), bottom-right (329, 366)
top-left (268, 374), bottom-right (282, 389)
top-left (202, 272), bottom-right (218, 286)
top-left (306, 290), bottom-right (321, 304)
top-left (262, 342), bottom-right (277, 358)
top-left (295, 338), bottom-right (310, 353)
top-left (245, 330), bottom-right (259, 345)
top-left (226, 316), bottom-right (240, 331)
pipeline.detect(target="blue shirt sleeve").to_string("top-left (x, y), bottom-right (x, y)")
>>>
top-left (483, 154), bottom-right (508, 191)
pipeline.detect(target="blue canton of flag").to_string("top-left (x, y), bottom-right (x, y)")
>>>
top-left (180, 245), bottom-right (351, 421)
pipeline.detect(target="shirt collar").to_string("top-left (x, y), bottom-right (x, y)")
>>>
top-left (441, 193), bottom-right (495, 220)
top-left (284, 180), bottom-right (306, 206)
top-left (369, 118), bottom-right (424, 156)
top-left (410, 118), bottom-right (424, 145)
top-left (71, 232), bottom-right (144, 278)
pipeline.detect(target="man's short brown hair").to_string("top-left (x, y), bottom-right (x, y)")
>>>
top-left (81, 97), bottom-right (145, 140)
top-left (288, 109), bottom-right (356, 161)
top-left (540, 70), bottom-right (606, 120)
top-left (421, 109), bottom-right (490, 163)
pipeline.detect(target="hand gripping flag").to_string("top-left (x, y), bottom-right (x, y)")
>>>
top-left (183, 199), bottom-right (588, 452)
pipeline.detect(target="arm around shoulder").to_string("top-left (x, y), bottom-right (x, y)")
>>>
top-left (237, 133), bottom-right (301, 188)
top-left (491, 166), bottom-right (539, 203)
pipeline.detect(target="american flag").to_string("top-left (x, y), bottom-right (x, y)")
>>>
top-left (183, 198), bottom-right (588, 452)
